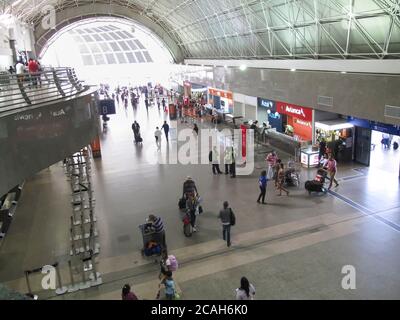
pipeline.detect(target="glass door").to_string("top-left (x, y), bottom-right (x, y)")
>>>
top-left (354, 127), bottom-right (371, 166)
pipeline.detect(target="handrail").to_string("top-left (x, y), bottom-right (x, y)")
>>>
top-left (0, 67), bottom-right (88, 112)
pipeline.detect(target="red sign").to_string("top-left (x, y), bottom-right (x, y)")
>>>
top-left (276, 101), bottom-right (313, 122)
top-left (240, 124), bottom-right (247, 159)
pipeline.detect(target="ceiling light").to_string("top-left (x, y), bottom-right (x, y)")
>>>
top-left (290, 68), bottom-right (296, 72)
top-left (341, 71), bottom-right (347, 74)
top-left (239, 64), bottom-right (247, 71)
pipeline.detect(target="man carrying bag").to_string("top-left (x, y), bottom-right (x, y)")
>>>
top-left (218, 201), bottom-right (235, 247)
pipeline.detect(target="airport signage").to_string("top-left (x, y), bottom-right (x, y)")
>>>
top-left (276, 101), bottom-right (313, 122)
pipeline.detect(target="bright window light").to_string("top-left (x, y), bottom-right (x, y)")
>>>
top-left (239, 64), bottom-right (247, 71)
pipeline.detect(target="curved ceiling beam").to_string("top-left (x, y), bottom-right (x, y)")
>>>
top-left (34, 2), bottom-right (184, 63)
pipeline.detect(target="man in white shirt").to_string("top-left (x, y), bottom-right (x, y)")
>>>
top-left (15, 61), bottom-right (25, 85)
top-left (16, 61), bottom-right (25, 75)
top-left (155, 127), bottom-right (162, 149)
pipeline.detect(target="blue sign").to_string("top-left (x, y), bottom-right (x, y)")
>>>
top-left (348, 117), bottom-right (400, 136)
top-left (257, 97), bottom-right (283, 133)
top-left (98, 99), bottom-right (116, 115)
top-left (257, 98), bottom-right (275, 111)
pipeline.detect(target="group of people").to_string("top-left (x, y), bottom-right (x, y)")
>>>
top-left (258, 151), bottom-right (290, 204)
top-left (208, 146), bottom-right (236, 178)
top-left (11, 58), bottom-right (42, 88)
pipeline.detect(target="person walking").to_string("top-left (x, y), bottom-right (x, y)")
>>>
top-left (224, 147), bottom-right (231, 175)
top-left (157, 97), bottom-right (161, 110)
top-left (162, 98), bottom-right (166, 112)
top-left (161, 121), bottom-right (170, 142)
top-left (318, 138), bottom-right (327, 164)
top-left (186, 194), bottom-right (199, 232)
top-left (276, 163), bottom-right (289, 196)
top-left (257, 170), bottom-right (268, 204)
top-left (122, 284), bottom-right (138, 300)
top-left (145, 98), bottom-right (149, 111)
top-left (160, 271), bottom-right (176, 300)
top-left (28, 58), bottom-right (39, 88)
top-left (273, 159), bottom-right (282, 187)
top-left (218, 201), bottom-right (234, 247)
top-left (155, 127), bottom-right (162, 150)
top-left (15, 60), bottom-right (25, 85)
top-left (193, 123), bottom-right (199, 136)
top-left (209, 146), bottom-right (223, 175)
top-left (327, 154), bottom-right (339, 190)
top-left (266, 151), bottom-right (278, 180)
top-left (132, 121), bottom-right (141, 143)
top-left (235, 277), bottom-right (256, 300)
top-left (229, 147), bottom-right (236, 178)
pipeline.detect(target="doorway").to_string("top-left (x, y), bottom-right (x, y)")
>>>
top-left (370, 130), bottom-right (400, 175)
top-left (354, 127), bottom-right (371, 166)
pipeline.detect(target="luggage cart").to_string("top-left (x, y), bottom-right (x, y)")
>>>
top-left (138, 224), bottom-right (164, 263)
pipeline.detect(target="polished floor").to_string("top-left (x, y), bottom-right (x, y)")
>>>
top-left (0, 97), bottom-right (399, 300)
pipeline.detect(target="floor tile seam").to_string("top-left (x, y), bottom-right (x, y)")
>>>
top-left (328, 191), bottom-right (400, 233)
top-left (59, 221), bottom-right (358, 300)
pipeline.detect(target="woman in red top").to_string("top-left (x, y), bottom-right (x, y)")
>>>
top-left (327, 154), bottom-right (339, 190)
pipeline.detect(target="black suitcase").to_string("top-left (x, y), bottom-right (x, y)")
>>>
top-left (394, 142), bottom-right (399, 150)
top-left (305, 180), bottom-right (324, 192)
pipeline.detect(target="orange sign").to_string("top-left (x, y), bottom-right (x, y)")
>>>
top-left (91, 136), bottom-right (102, 158)
top-left (208, 88), bottom-right (233, 100)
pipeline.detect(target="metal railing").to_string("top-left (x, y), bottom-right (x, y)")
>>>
top-left (0, 67), bottom-right (86, 112)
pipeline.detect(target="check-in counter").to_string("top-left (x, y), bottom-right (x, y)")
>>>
top-left (264, 129), bottom-right (308, 158)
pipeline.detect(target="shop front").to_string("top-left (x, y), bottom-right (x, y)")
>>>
top-left (315, 119), bottom-right (354, 163)
top-left (275, 101), bottom-right (315, 167)
top-left (276, 101), bottom-right (313, 142)
top-left (257, 98), bottom-right (283, 133)
top-left (208, 88), bottom-right (234, 114)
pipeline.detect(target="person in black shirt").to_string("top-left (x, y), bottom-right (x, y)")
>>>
top-left (161, 121), bottom-right (170, 142)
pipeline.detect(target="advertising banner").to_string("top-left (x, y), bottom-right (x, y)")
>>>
top-left (240, 124), bottom-right (247, 158)
top-left (276, 101), bottom-right (313, 122)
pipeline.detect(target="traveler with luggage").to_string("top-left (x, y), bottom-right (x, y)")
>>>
top-left (182, 176), bottom-right (198, 198)
top-left (218, 201), bottom-right (235, 247)
top-left (132, 121), bottom-right (142, 144)
top-left (147, 214), bottom-right (166, 248)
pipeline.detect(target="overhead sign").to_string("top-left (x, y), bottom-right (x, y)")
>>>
top-left (276, 101), bottom-right (313, 122)
top-left (348, 116), bottom-right (400, 135)
top-left (257, 98), bottom-right (276, 111)
top-left (208, 88), bottom-right (233, 100)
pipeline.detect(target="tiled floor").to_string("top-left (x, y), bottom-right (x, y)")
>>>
top-left (0, 96), bottom-right (399, 300)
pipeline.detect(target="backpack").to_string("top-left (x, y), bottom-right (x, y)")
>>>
top-left (168, 255), bottom-right (178, 272)
top-left (178, 197), bottom-right (186, 210)
top-left (230, 208), bottom-right (236, 226)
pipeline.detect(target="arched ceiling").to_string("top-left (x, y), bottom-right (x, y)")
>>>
top-left (3, 0), bottom-right (400, 60)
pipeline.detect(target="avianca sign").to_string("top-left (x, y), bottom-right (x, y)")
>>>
top-left (276, 101), bottom-right (313, 122)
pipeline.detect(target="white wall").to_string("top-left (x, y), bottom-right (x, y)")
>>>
top-left (233, 92), bottom-right (257, 120)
